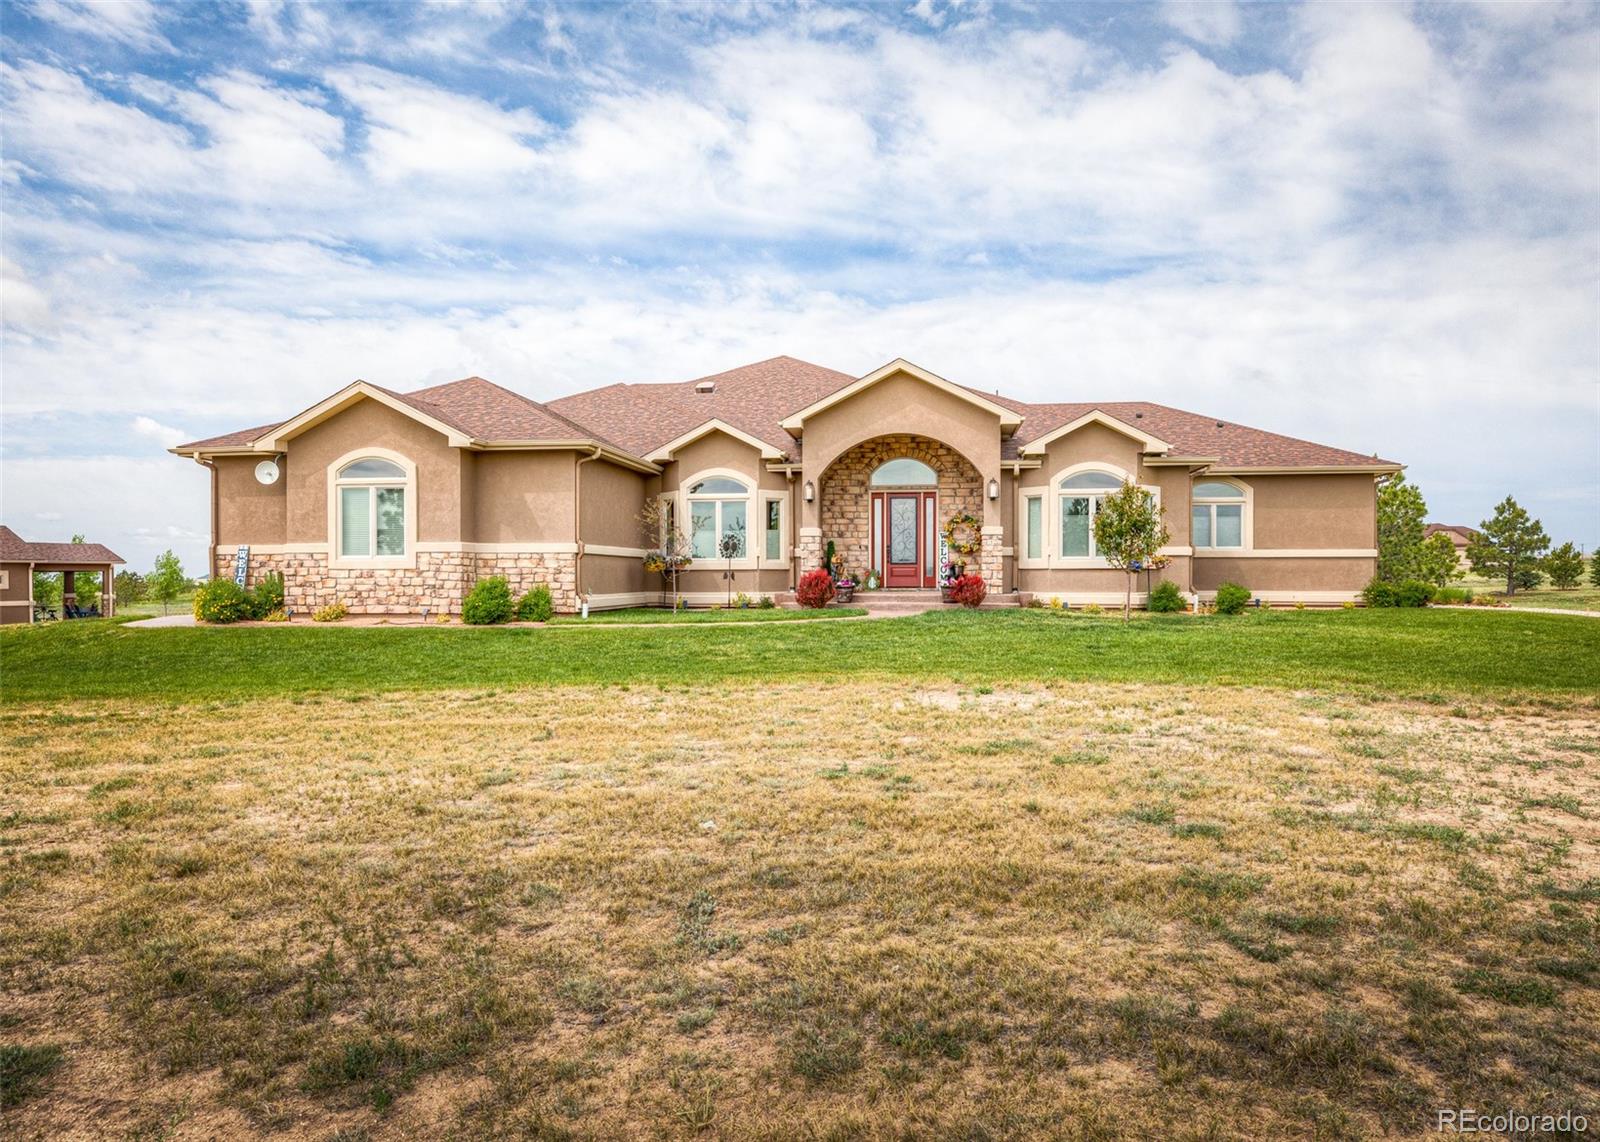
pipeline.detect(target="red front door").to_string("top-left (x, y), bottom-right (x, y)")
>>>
top-left (883, 492), bottom-right (924, 588)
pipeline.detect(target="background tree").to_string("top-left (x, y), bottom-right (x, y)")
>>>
top-left (1543, 542), bottom-right (1584, 590)
top-left (149, 549), bottom-right (187, 615)
top-left (114, 569), bottom-right (147, 604)
top-left (1093, 481), bottom-right (1170, 622)
top-left (1415, 532), bottom-right (1463, 589)
top-left (1591, 552), bottom-right (1600, 589)
top-left (1466, 496), bottom-right (1550, 596)
top-left (68, 533), bottom-right (101, 610)
top-left (1375, 473), bottom-right (1427, 583)
top-left (32, 571), bottom-right (61, 613)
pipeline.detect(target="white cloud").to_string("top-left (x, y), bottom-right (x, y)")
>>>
top-left (131, 415), bottom-right (190, 446)
top-left (28, 0), bottom-right (173, 52)
top-left (1160, 0), bottom-right (1243, 47)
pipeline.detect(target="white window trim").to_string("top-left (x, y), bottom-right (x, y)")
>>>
top-left (327, 447), bottom-right (418, 570)
top-left (1190, 476), bottom-right (1253, 551)
top-left (681, 467), bottom-right (759, 570)
top-left (760, 492), bottom-right (789, 565)
top-left (1025, 462), bottom-right (1160, 569)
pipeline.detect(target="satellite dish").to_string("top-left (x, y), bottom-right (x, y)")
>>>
top-left (254, 459), bottom-right (281, 485)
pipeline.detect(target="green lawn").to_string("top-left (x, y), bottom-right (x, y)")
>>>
top-left (1452, 569), bottom-right (1599, 612)
top-left (549, 605), bottom-right (866, 624)
top-left (3, 607), bottom-right (1596, 702)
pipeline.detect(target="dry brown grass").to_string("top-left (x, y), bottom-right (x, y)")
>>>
top-left (2, 683), bottom-right (1597, 1139)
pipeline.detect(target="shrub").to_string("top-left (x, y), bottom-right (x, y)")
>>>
top-left (193, 578), bottom-right (252, 624)
top-left (262, 608), bottom-right (289, 623)
top-left (1214, 582), bottom-right (1251, 615)
top-left (1082, 602), bottom-right (1104, 616)
top-left (249, 571), bottom-right (285, 618)
top-left (948, 574), bottom-right (987, 608)
top-left (1148, 580), bottom-right (1185, 613)
top-left (1364, 578), bottom-right (1434, 608)
top-left (796, 569), bottom-right (836, 608)
top-left (1433, 586), bottom-right (1471, 605)
top-left (312, 602), bottom-right (347, 622)
top-left (758, 595), bottom-right (776, 609)
top-left (463, 576), bottom-right (515, 625)
top-left (515, 584), bottom-right (554, 623)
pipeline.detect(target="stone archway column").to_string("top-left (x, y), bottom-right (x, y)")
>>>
top-left (979, 468), bottom-right (1005, 589)
top-left (797, 470), bottom-right (823, 580)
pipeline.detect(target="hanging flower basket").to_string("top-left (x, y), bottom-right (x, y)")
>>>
top-left (642, 552), bottom-right (692, 574)
top-left (943, 513), bottom-right (982, 556)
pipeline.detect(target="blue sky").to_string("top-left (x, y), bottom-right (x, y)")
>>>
top-left (2, 0), bottom-right (1596, 573)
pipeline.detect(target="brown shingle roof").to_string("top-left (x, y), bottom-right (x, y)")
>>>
top-left (0, 525), bottom-right (124, 564)
top-left (548, 355), bottom-right (854, 458)
top-left (173, 356), bottom-right (1396, 471)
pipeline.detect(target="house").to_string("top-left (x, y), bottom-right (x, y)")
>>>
top-left (170, 357), bottom-right (1400, 614)
top-left (1424, 524), bottom-right (1477, 570)
top-left (0, 526), bottom-right (124, 623)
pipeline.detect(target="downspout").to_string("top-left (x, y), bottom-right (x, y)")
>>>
top-left (573, 445), bottom-right (603, 610)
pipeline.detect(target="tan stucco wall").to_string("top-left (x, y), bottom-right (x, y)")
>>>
top-left (471, 451), bottom-right (577, 544)
top-left (284, 396), bottom-right (465, 543)
top-left (1192, 557), bottom-right (1374, 592)
top-left (583, 553), bottom-right (649, 596)
top-left (215, 456), bottom-right (287, 546)
top-left (1, 561), bottom-right (30, 623)
top-left (1250, 474), bottom-right (1377, 550)
top-left (580, 460), bottom-right (651, 548)
top-left (660, 431), bottom-right (784, 493)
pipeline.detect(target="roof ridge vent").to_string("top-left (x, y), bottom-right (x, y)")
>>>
top-left (695, 381), bottom-right (716, 394)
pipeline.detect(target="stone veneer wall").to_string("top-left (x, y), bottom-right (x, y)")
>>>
top-left (216, 550), bottom-right (579, 615)
top-left (818, 435), bottom-right (985, 582)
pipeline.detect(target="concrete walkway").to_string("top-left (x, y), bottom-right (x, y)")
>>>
top-left (123, 614), bottom-right (197, 628)
top-left (1486, 606), bottom-right (1600, 619)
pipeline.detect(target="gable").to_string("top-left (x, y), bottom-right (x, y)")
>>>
top-left (257, 382), bottom-right (472, 451)
top-left (780, 359), bottom-right (1022, 434)
top-left (1019, 409), bottom-right (1172, 457)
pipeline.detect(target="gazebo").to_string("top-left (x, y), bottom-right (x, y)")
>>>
top-left (0, 525), bottom-right (125, 624)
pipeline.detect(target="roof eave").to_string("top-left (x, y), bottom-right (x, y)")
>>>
top-left (1206, 463), bottom-right (1405, 475)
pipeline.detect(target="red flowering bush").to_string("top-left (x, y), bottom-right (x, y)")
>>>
top-left (949, 574), bottom-right (987, 608)
top-left (796, 568), bottom-right (837, 609)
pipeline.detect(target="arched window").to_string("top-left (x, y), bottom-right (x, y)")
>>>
top-left (1057, 470), bottom-right (1125, 557)
top-left (336, 456), bottom-right (409, 558)
top-left (686, 474), bottom-right (750, 559)
top-left (870, 458), bottom-right (937, 486)
top-left (1192, 480), bottom-right (1246, 549)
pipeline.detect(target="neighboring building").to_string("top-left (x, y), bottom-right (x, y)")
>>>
top-left (171, 356), bottom-right (1401, 614)
top-left (0, 526), bottom-right (124, 624)
top-left (1423, 524), bottom-right (1477, 570)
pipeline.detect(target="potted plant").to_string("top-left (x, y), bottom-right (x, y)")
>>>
top-left (834, 576), bottom-right (856, 604)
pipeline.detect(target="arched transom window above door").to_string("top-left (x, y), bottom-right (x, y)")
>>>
top-left (869, 458), bottom-right (937, 486)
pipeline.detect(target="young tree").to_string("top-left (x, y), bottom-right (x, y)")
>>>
top-left (1466, 496), bottom-right (1550, 596)
top-left (1416, 532), bottom-right (1464, 589)
top-left (1544, 542), bottom-right (1584, 590)
top-left (149, 549), bottom-right (187, 615)
top-left (1376, 473), bottom-right (1427, 583)
top-left (636, 502), bottom-right (692, 612)
top-left (1093, 481), bottom-right (1170, 622)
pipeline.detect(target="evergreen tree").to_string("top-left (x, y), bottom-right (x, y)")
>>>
top-left (1376, 474), bottom-right (1427, 583)
top-left (1544, 542), bottom-right (1584, 590)
top-left (1590, 552), bottom-right (1600, 588)
top-left (1415, 532), bottom-right (1463, 588)
top-left (1092, 481), bottom-right (1170, 621)
top-left (114, 569), bottom-right (147, 603)
top-left (1466, 497), bottom-right (1550, 596)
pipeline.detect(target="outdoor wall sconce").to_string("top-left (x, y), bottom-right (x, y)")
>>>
top-left (987, 477), bottom-right (999, 500)
top-left (803, 480), bottom-right (815, 502)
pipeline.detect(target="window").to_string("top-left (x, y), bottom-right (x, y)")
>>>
top-left (764, 498), bottom-right (783, 561)
top-left (1057, 471), bottom-right (1123, 557)
top-left (1025, 495), bottom-right (1042, 560)
top-left (1192, 480), bottom-right (1245, 549)
top-left (686, 475), bottom-right (750, 559)
top-left (870, 458), bottom-right (937, 486)
top-left (336, 457), bottom-right (407, 558)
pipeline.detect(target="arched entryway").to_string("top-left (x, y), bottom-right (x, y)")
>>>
top-left (816, 434), bottom-right (984, 588)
